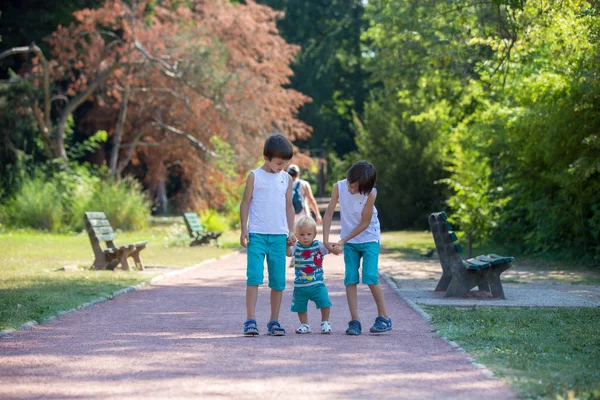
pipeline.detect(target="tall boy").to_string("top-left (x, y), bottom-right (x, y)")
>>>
top-left (239, 134), bottom-right (296, 336)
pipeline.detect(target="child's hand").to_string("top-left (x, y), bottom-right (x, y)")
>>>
top-left (287, 233), bottom-right (297, 245)
top-left (327, 242), bottom-right (342, 255)
top-left (315, 213), bottom-right (323, 224)
top-left (240, 230), bottom-right (248, 248)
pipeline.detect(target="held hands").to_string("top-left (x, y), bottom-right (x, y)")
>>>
top-left (326, 241), bottom-right (343, 255)
top-left (287, 232), bottom-right (297, 245)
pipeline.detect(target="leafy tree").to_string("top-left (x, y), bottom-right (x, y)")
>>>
top-left (357, 0), bottom-right (501, 229)
top-left (257, 0), bottom-right (369, 155)
top-left (0, 0), bottom-right (99, 76)
top-left (1, 0), bottom-right (311, 211)
top-left (362, 0), bottom-right (600, 259)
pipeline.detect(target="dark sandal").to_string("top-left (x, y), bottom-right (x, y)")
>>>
top-left (267, 320), bottom-right (286, 336)
top-left (243, 319), bottom-right (259, 336)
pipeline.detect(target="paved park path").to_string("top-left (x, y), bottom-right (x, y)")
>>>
top-left (1, 236), bottom-right (515, 398)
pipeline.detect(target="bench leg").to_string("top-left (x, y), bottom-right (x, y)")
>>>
top-left (488, 263), bottom-right (511, 299)
top-left (444, 277), bottom-right (475, 298)
top-left (119, 253), bottom-right (131, 271)
top-left (487, 275), bottom-right (505, 299)
top-left (478, 279), bottom-right (491, 292)
top-left (435, 272), bottom-right (453, 292)
top-left (132, 250), bottom-right (144, 271)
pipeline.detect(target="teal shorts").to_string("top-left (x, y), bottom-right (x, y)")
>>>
top-left (290, 284), bottom-right (331, 313)
top-left (343, 241), bottom-right (380, 286)
top-left (246, 233), bottom-right (287, 290)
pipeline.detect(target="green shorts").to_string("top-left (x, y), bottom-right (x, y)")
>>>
top-left (290, 284), bottom-right (331, 313)
top-left (246, 233), bottom-right (287, 290)
top-left (343, 241), bottom-right (380, 286)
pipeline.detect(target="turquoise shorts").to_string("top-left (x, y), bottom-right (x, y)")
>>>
top-left (343, 241), bottom-right (380, 286)
top-left (290, 284), bottom-right (331, 313)
top-left (246, 233), bottom-right (287, 290)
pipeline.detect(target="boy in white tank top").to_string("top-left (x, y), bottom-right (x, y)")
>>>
top-left (239, 134), bottom-right (297, 336)
top-left (322, 160), bottom-right (392, 335)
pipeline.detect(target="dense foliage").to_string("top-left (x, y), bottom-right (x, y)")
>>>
top-left (257, 0), bottom-right (369, 155)
top-left (357, 0), bottom-right (600, 260)
top-left (2, 0), bottom-right (600, 261)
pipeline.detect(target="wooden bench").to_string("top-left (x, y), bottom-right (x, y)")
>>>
top-left (84, 212), bottom-right (147, 270)
top-left (183, 212), bottom-right (222, 246)
top-left (429, 211), bottom-right (514, 299)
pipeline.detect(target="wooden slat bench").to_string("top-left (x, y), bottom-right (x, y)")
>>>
top-left (429, 211), bottom-right (514, 299)
top-left (84, 212), bottom-right (147, 270)
top-left (183, 212), bottom-right (222, 246)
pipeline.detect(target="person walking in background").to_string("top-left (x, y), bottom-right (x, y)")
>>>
top-left (239, 133), bottom-right (296, 336)
top-left (287, 164), bottom-right (322, 224)
top-left (287, 216), bottom-right (334, 334)
top-left (322, 160), bottom-right (392, 336)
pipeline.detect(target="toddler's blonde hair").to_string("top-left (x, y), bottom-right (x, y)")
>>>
top-left (295, 216), bottom-right (317, 231)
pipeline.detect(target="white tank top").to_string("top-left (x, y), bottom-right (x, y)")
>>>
top-left (338, 179), bottom-right (380, 243)
top-left (248, 168), bottom-right (290, 235)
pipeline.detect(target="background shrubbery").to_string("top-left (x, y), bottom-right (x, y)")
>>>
top-left (0, 164), bottom-right (150, 232)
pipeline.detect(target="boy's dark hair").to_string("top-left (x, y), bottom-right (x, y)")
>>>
top-left (263, 133), bottom-right (293, 160)
top-left (347, 160), bottom-right (377, 195)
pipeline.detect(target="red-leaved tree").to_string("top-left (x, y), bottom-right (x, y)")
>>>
top-left (3, 0), bottom-right (311, 211)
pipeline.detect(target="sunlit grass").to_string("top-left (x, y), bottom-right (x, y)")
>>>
top-left (0, 220), bottom-right (240, 330)
top-left (426, 307), bottom-right (600, 399)
top-left (380, 230), bottom-right (434, 258)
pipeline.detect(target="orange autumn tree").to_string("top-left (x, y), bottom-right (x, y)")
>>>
top-left (29, 0), bottom-right (311, 210)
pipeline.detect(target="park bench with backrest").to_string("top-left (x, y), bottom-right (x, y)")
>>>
top-left (84, 212), bottom-right (147, 271)
top-left (429, 211), bottom-right (514, 299)
top-left (183, 212), bottom-right (222, 246)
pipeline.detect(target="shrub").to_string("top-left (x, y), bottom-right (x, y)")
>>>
top-left (199, 208), bottom-right (228, 233)
top-left (3, 178), bottom-right (65, 231)
top-left (0, 167), bottom-right (150, 232)
top-left (83, 177), bottom-right (150, 231)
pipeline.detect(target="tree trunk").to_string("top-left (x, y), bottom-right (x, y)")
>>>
top-left (156, 176), bottom-right (168, 215)
top-left (110, 82), bottom-right (130, 177)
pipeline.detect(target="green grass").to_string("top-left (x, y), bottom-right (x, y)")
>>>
top-left (380, 231), bottom-right (435, 259)
top-left (0, 220), bottom-right (241, 330)
top-left (383, 230), bottom-right (600, 398)
top-left (425, 307), bottom-right (600, 399)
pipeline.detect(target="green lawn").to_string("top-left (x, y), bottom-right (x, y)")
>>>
top-left (380, 230), bottom-right (600, 399)
top-left (0, 221), bottom-right (240, 330)
top-left (425, 307), bottom-right (600, 399)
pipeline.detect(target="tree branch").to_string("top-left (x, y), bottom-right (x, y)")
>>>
top-left (51, 94), bottom-right (69, 103)
top-left (110, 81), bottom-right (130, 177)
top-left (152, 117), bottom-right (216, 157)
top-left (31, 101), bottom-right (55, 159)
top-left (1, 43), bottom-right (52, 139)
top-left (120, 140), bottom-right (174, 147)
top-left (117, 129), bottom-right (144, 175)
top-left (133, 41), bottom-right (179, 78)
top-left (55, 57), bottom-right (121, 161)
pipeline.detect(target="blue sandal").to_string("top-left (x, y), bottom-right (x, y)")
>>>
top-left (346, 320), bottom-right (362, 336)
top-left (243, 319), bottom-right (259, 336)
top-left (370, 316), bottom-right (392, 333)
top-left (267, 320), bottom-right (286, 336)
